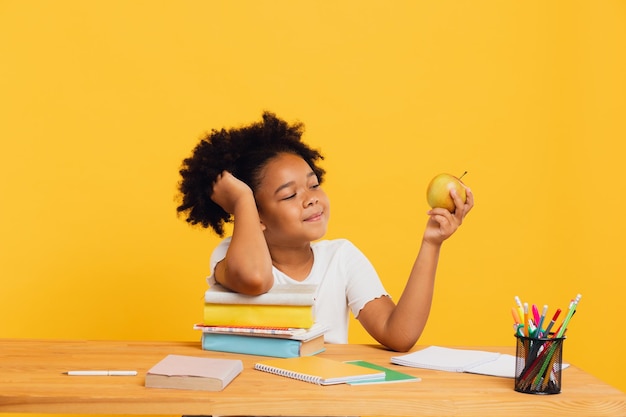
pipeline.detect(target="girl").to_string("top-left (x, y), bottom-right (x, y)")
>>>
top-left (177, 112), bottom-right (473, 352)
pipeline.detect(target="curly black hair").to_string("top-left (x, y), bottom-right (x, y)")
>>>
top-left (176, 112), bottom-right (326, 236)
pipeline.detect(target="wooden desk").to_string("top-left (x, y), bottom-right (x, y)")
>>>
top-left (0, 339), bottom-right (624, 416)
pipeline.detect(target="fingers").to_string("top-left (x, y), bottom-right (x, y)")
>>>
top-left (450, 187), bottom-right (474, 221)
top-left (427, 207), bottom-right (456, 231)
top-left (428, 211), bottom-right (451, 229)
top-left (424, 209), bottom-right (457, 244)
top-left (464, 187), bottom-right (474, 212)
top-left (213, 170), bottom-right (232, 184)
top-left (428, 208), bottom-right (456, 227)
top-left (212, 171), bottom-right (238, 194)
top-left (210, 171), bottom-right (233, 206)
top-left (211, 171), bottom-right (254, 214)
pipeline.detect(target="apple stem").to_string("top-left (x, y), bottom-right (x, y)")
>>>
top-left (459, 171), bottom-right (468, 180)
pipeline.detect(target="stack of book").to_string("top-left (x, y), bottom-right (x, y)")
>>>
top-left (195, 283), bottom-right (328, 358)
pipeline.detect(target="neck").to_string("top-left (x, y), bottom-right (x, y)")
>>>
top-left (269, 244), bottom-right (314, 282)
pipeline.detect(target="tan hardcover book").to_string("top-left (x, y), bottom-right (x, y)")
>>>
top-left (145, 354), bottom-right (243, 391)
top-left (298, 334), bottom-right (326, 357)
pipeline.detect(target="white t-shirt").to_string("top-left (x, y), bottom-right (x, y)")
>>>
top-left (208, 237), bottom-right (389, 344)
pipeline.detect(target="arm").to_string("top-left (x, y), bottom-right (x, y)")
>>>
top-left (357, 187), bottom-right (474, 351)
top-left (210, 171), bottom-right (274, 295)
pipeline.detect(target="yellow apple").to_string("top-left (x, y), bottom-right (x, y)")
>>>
top-left (426, 172), bottom-right (467, 212)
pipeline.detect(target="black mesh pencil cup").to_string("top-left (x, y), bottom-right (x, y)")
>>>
top-left (514, 334), bottom-right (565, 394)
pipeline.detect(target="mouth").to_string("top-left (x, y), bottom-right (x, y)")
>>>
top-left (304, 211), bottom-right (323, 222)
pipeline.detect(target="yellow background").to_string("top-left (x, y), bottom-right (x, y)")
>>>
top-left (1, 1), bottom-right (624, 415)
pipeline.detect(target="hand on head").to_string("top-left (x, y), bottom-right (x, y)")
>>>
top-left (210, 171), bottom-right (254, 214)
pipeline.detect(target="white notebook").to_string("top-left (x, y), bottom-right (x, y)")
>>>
top-left (391, 346), bottom-right (501, 373)
top-left (391, 346), bottom-right (568, 378)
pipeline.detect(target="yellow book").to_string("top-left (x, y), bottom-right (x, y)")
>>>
top-left (254, 356), bottom-right (385, 385)
top-left (203, 303), bottom-right (314, 328)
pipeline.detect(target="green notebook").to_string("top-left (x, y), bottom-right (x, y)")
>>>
top-left (345, 360), bottom-right (421, 385)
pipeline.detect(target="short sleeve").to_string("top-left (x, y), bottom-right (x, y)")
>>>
top-left (207, 236), bottom-right (231, 285)
top-left (339, 240), bottom-right (389, 318)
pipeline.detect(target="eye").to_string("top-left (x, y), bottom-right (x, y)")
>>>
top-left (310, 183), bottom-right (320, 189)
top-left (281, 193), bottom-right (296, 201)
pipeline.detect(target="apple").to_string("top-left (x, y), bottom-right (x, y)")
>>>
top-left (426, 172), bottom-right (467, 212)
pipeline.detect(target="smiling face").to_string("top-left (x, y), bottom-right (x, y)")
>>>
top-left (254, 153), bottom-right (330, 247)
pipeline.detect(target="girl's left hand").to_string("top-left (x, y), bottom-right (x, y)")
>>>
top-left (424, 187), bottom-right (474, 245)
top-left (211, 171), bottom-right (254, 214)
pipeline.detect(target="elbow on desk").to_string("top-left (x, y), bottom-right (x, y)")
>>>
top-left (379, 333), bottom-right (419, 353)
top-left (386, 341), bottom-right (416, 353)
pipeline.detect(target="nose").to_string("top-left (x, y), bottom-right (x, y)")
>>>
top-left (304, 194), bottom-right (319, 207)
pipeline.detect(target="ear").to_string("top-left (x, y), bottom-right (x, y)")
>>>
top-left (259, 219), bottom-right (267, 232)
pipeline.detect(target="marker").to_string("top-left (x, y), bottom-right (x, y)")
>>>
top-left (64, 370), bottom-right (137, 376)
top-left (511, 308), bottom-right (524, 336)
top-left (543, 308), bottom-right (561, 336)
top-left (511, 307), bottom-right (521, 325)
top-left (536, 305), bottom-right (548, 337)
top-left (531, 304), bottom-right (540, 327)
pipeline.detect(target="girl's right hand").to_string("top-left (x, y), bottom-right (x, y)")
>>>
top-left (210, 171), bottom-right (254, 214)
top-left (424, 186), bottom-right (474, 245)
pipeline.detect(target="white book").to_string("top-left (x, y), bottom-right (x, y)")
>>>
top-left (204, 282), bottom-right (317, 306)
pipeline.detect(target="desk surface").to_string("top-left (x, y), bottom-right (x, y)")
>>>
top-left (0, 338), bottom-right (624, 416)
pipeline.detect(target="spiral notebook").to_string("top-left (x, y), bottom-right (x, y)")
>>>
top-left (254, 356), bottom-right (385, 385)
